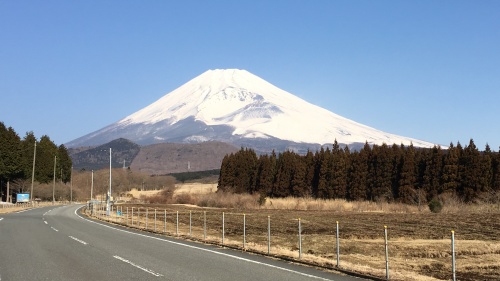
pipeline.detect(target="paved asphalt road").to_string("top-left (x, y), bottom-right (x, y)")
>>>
top-left (0, 205), bottom-right (368, 281)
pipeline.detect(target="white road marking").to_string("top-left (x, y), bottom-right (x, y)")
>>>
top-left (75, 206), bottom-right (336, 281)
top-left (0, 217), bottom-right (3, 221)
top-left (51, 227), bottom-right (59, 232)
top-left (44, 221), bottom-right (48, 224)
top-left (113, 255), bottom-right (163, 277)
top-left (69, 236), bottom-right (88, 245)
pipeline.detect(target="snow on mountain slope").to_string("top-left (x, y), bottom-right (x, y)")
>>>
top-left (116, 69), bottom-right (434, 147)
top-left (67, 69), bottom-right (438, 149)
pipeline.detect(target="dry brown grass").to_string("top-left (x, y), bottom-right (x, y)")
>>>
top-left (90, 184), bottom-right (500, 281)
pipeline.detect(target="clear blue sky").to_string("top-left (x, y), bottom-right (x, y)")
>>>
top-left (1, 1), bottom-right (499, 150)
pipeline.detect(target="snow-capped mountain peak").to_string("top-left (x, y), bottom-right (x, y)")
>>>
top-left (67, 69), bottom-right (437, 151)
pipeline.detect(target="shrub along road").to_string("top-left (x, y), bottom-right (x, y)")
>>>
top-left (0, 205), bottom-right (367, 281)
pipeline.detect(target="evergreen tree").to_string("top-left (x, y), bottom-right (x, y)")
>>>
top-left (0, 124), bottom-right (23, 182)
top-left (272, 151), bottom-right (293, 197)
top-left (481, 144), bottom-right (494, 195)
top-left (492, 147), bottom-right (500, 194)
top-left (330, 141), bottom-right (347, 198)
top-left (290, 153), bottom-right (308, 197)
top-left (398, 144), bottom-right (418, 204)
top-left (254, 154), bottom-right (273, 195)
top-left (20, 132), bottom-right (37, 180)
top-left (459, 139), bottom-right (482, 201)
top-left (218, 154), bottom-right (234, 192)
top-left (316, 147), bottom-right (332, 199)
top-left (347, 147), bottom-right (368, 201)
top-left (36, 135), bottom-right (58, 183)
top-left (442, 142), bottom-right (460, 195)
top-left (57, 144), bottom-right (72, 183)
top-left (303, 150), bottom-right (315, 196)
top-left (422, 145), bottom-right (443, 200)
top-left (369, 144), bottom-right (394, 201)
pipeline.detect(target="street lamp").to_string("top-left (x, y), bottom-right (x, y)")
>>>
top-left (52, 155), bottom-right (56, 205)
top-left (106, 148), bottom-right (112, 216)
top-left (30, 141), bottom-right (36, 205)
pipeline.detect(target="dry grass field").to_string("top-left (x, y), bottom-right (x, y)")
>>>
top-left (96, 184), bottom-right (500, 281)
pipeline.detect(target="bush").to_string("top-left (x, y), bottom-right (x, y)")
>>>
top-left (428, 199), bottom-right (443, 213)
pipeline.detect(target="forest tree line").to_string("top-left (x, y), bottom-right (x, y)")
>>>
top-left (0, 122), bottom-right (72, 199)
top-left (218, 140), bottom-right (500, 204)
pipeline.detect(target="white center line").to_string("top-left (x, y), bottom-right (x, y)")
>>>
top-left (0, 217), bottom-right (3, 221)
top-left (113, 255), bottom-right (163, 277)
top-left (51, 227), bottom-right (59, 232)
top-left (44, 221), bottom-right (48, 224)
top-left (69, 236), bottom-right (88, 245)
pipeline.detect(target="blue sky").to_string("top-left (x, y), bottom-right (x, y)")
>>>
top-left (1, 1), bottom-right (499, 150)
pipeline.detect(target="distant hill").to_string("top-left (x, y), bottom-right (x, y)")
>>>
top-left (70, 138), bottom-right (140, 171)
top-left (69, 139), bottom-right (238, 174)
top-left (130, 141), bottom-right (239, 174)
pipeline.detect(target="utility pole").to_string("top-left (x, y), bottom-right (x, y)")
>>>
top-left (52, 155), bottom-right (56, 204)
top-left (70, 166), bottom-right (73, 203)
top-left (91, 170), bottom-right (94, 200)
top-left (106, 148), bottom-right (112, 216)
top-left (30, 141), bottom-right (36, 204)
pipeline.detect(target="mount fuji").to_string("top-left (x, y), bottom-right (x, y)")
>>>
top-left (66, 69), bottom-right (437, 152)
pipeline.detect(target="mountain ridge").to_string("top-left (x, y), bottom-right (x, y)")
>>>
top-left (66, 69), bottom-right (438, 151)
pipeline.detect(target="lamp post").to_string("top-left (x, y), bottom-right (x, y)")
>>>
top-left (91, 170), bottom-right (94, 200)
top-left (52, 155), bottom-right (56, 205)
top-left (106, 148), bottom-right (112, 216)
top-left (30, 141), bottom-right (36, 205)
top-left (70, 166), bottom-right (73, 203)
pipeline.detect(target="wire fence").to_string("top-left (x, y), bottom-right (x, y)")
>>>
top-left (85, 202), bottom-right (465, 281)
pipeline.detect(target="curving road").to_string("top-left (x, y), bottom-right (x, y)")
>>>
top-left (0, 205), bottom-right (367, 281)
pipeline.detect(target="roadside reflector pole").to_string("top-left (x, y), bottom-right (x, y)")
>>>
top-left (336, 221), bottom-right (340, 268)
top-left (384, 225), bottom-right (389, 281)
top-left (452, 230), bottom-right (456, 281)
top-left (204, 211), bottom-right (207, 241)
top-left (298, 218), bottom-right (302, 259)
top-left (222, 212), bottom-right (225, 245)
top-left (268, 216), bottom-right (271, 255)
top-left (176, 211), bottom-right (179, 236)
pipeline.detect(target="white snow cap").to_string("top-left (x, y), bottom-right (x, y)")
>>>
top-left (119, 69), bottom-right (436, 147)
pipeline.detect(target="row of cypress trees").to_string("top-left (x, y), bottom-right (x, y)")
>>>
top-left (0, 122), bottom-right (72, 192)
top-left (218, 140), bottom-right (500, 203)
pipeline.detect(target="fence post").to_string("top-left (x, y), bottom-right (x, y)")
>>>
top-left (145, 208), bottom-right (149, 230)
top-left (243, 214), bottom-right (246, 249)
top-left (336, 221), bottom-right (340, 267)
top-left (204, 211), bottom-right (207, 241)
top-left (268, 216), bottom-right (271, 255)
top-left (138, 208), bottom-right (141, 227)
top-left (126, 207), bottom-right (129, 225)
top-left (189, 211), bottom-right (192, 236)
top-left (222, 212), bottom-right (225, 245)
top-left (154, 209), bottom-right (157, 232)
top-left (176, 211), bottom-right (179, 236)
top-left (384, 225), bottom-right (389, 281)
top-left (131, 207), bottom-right (134, 226)
top-left (298, 218), bottom-right (302, 259)
top-left (451, 230), bottom-right (456, 281)
top-left (164, 209), bottom-right (167, 234)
